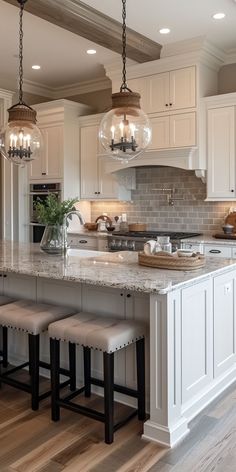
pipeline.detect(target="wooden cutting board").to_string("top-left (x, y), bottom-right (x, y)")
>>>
top-left (214, 233), bottom-right (236, 240)
top-left (225, 212), bottom-right (236, 231)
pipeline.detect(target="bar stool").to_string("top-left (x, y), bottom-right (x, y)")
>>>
top-left (0, 296), bottom-right (16, 367)
top-left (49, 312), bottom-right (146, 444)
top-left (0, 299), bottom-right (76, 410)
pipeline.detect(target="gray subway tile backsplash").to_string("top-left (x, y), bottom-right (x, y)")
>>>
top-left (91, 167), bottom-right (236, 235)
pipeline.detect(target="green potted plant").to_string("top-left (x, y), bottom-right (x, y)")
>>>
top-left (35, 194), bottom-right (78, 254)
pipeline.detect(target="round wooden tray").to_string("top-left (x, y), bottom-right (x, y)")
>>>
top-left (138, 252), bottom-right (206, 270)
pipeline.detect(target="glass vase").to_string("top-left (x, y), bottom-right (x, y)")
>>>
top-left (40, 224), bottom-right (66, 255)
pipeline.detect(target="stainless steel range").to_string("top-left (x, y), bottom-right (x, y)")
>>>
top-left (107, 231), bottom-right (202, 252)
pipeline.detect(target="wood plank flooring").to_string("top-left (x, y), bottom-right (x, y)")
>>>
top-left (0, 377), bottom-right (236, 471)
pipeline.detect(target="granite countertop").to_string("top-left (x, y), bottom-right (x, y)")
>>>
top-left (181, 234), bottom-right (236, 246)
top-left (0, 241), bottom-right (236, 295)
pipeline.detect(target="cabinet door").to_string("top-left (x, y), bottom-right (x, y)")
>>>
top-left (214, 271), bottom-right (236, 378)
top-left (0, 273), bottom-right (3, 295)
top-left (80, 125), bottom-right (98, 199)
top-left (207, 107), bottom-right (235, 199)
top-left (98, 158), bottom-right (118, 198)
top-left (170, 112), bottom-right (196, 147)
top-left (29, 126), bottom-right (63, 180)
top-left (169, 66), bottom-right (196, 110)
top-left (149, 115), bottom-right (169, 149)
top-left (148, 72), bottom-right (169, 113)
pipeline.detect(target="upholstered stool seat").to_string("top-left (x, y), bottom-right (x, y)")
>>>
top-left (0, 299), bottom-right (76, 410)
top-left (49, 312), bottom-right (147, 444)
top-left (0, 296), bottom-right (16, 367)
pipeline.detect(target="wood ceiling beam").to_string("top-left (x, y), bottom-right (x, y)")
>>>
top-left (3, 0), bottom-right (162, 63)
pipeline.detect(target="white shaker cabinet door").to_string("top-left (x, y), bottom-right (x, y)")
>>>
top-left (207, 106), bottom-right (235, 199)
top-left (169, 66), bottom-right (196, 110)
top-left (29, 126), bottom-right (63, 180)
top-left (214, 271), bottom-right (236, 378)
top-left (148, 115), bottom-right (170, 150)
top-left (148, 72), bottom-right (169, 113)
top-left (80, 125), bottom-right (98, 199)
top-left (127, 77), bottom-right (149, 111)
top-left (170, 112), bottom-right (196, 148)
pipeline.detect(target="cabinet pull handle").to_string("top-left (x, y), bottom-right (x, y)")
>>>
top-left (209, 249), bottom-right (221, 254)
top-left (42, 172), bottom-right (46, 176)
top-left (231, 190), bottom-right (234, 193)
top-left (97, 191), bottom-right (101, 195)
top-left (165, 103), bottom-right (168, 107)
top-left (120, 293), bottom-right (124, 296)
top-left (3, 274), bottom-right (7, 278)
top-left (126, 294), bottom-right (131, 298)
top-left (94, 192), bottom-right (97, 195)
top-left (169, 103), bottom-right (173, 106)
top-left (0, 274), bottom-right (2, 277)
top-left (79, 240), bottom-right (88, 244)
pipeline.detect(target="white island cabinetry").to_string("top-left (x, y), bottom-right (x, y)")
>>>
top-left (1, 241), bottom-right (236, 448)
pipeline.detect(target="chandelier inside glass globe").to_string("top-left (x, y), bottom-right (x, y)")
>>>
top-left (99, 106), bottom-right (151, 162)
top-left (0, 120), bottom-right (42, 166)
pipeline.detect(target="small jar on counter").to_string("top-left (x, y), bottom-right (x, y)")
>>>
top-left (157, 236), bottom-right (172, 253)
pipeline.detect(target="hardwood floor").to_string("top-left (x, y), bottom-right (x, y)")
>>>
top-left (0, 377), bottom-right (236, 471)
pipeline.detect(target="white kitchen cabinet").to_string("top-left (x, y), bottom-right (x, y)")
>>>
top-left (29, 100), bottom-right (91, 200)
top-left (79, 117), bottom-right (133, 201)
top-left (204, 245), bottom-right (232, 258)
top-left (125, 66), bottom-right (196, 114)
top-left (3, 272), bottom-right (37, 299)
top-left (207, 106), bottom-right (235, 200)
top-left (214, 272), bottom-right (236, 378)
top-left (30, 125), bottom-right (63, 180)
top-left (149, 112), bottom-right (196, 150)
top-left (67, 233), bottom-right (98, 250)
top-left (0, 272), bottom-right (3, 294)
top-left (181, 279), bottom-right (213, 403)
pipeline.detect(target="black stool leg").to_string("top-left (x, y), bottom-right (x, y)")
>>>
top-left (50, 338), bottom-right (60, 422)
top-left (83, 347), bottom-right (91, 397)
top-left (104, 352), bottom-right (114, 444)
top-left (2, 327), bottom-right (8, 368)
top-left (136, 338), bottom-right (146, 420)
top-left (28, 334), bottom-right (40, 411)
top-left (69, 342), bottom-right (76, 391)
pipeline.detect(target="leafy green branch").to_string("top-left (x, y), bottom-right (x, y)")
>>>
top-left (35, 194), bottom-right (78, 226)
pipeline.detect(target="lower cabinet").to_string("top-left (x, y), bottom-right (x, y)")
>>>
top-left (67, 234), bottom-right (109, 252)
top-left (214, 272), bottom-right (236, 378)
top-left (181, 280), bottom-right (213, 403)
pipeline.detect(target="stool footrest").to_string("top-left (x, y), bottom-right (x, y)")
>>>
top-left (90, 377), bottom-right (139, 398)
top-left (1, 362), bottom-right (29, 376)
top-left (0, 376), bottom-right (31, 393)
top-left (63, 386), bottom-right (85, 402)
top-left (113, 409), bottom-right (138, 432)
top-left (40, 361), bottom-right (70, 378)
top-left (58, 399), bottom-right (105, 422)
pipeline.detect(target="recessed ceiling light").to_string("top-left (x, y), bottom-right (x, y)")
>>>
top-left (87, 49), bottom-right (97, 55)
top-left (212, 12), bottom-right (225, 20)
top-left (159, 28), bottom-right (171, 34)
top-left (32, 65), bottom-right (41, 70)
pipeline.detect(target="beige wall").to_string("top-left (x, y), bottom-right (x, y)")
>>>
top-left (218, 64), bottom-right (236, 94)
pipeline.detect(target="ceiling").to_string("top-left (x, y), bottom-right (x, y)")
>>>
top-left (0, 0), bottom-right (236, 95)
top-left (83, 0), bottom-right (236, 52)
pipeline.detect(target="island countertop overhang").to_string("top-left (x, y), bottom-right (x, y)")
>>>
top-left (1, 240), bottom-right (236, 294)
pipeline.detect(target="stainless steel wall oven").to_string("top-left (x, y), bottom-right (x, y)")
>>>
top-left (29, 183), bottom-right (62, 243)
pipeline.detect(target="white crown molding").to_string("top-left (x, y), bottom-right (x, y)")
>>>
top-left (0, 88), bottom-right (15, 100)
top-left (224, 49), bottom-right (236, 65)
top-left (23, 76), bottom-right (111, 99)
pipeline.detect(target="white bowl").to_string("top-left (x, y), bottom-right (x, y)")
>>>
top-left (177, 249), bottom-right (193, 258)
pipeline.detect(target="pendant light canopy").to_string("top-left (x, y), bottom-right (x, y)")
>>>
top-left (99, 0), bottom-right (151, 163)
top-left (0, 0), bottom-right (42, 166)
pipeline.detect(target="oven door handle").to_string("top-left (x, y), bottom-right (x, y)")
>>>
top-left (29, 191), bottom-right (61, 196)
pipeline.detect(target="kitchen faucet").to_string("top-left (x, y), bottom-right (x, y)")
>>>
top-left (63, 210), bottom-right (85, 254)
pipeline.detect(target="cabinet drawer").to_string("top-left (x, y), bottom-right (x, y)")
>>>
top-left (231, 247), bottom-right (236, 259)
top-left (68, 236), bottom-right (97, 250)
top-left (205, 245), bottom-right (231, 258)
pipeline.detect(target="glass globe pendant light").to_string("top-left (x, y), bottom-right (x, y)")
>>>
top-left (99, 0), bottom-right (152, 163)
top-left (0, 0), bottom-right (42, 166)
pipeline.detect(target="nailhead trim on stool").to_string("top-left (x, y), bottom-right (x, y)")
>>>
top-left (0, 299), bottom-right (76, 410)
top-left (49, 312), bottom-right (147, 444)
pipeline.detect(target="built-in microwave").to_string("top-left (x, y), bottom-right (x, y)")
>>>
top-left (29, 183), bottom-right (62, 243)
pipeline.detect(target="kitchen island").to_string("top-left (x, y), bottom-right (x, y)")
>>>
top-left (0, 240), bottom-right (236, 447)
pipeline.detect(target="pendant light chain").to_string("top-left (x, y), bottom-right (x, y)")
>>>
top-left (121, 0), bottom-right (128, 92)
top-left (18, 0), bottom-right (25, 104)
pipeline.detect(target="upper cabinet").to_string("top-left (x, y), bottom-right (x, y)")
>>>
top-left (29, 100), bottom-right (91, 199)
top-left (79, 115), bottom-right (135, 201)
top-left (205, 94), bottom-right (236, 201)
top-left (121, 66), bottom-right (196, 115)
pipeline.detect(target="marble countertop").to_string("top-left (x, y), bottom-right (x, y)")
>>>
top-left (0, 240), bottom-right (236, 295)
top-left (181, 234), bottom-right (236, 246)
